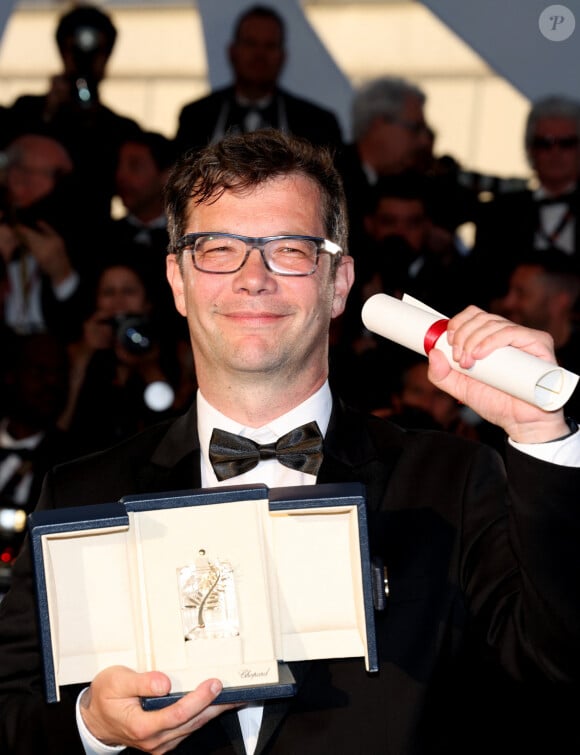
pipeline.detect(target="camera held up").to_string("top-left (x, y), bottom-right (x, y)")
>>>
top-left (70, 25), bottom-right (101, 107)
top-left (110, 313), bottom-right (156, 355)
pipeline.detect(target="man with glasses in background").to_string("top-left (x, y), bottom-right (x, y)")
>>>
top-left (471, 95), bottom-right (580, 311)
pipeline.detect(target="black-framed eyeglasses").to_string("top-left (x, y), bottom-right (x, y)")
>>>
top-left (531, 135), bottom-right (580, 151)
top-left (173, 233), bottom-right (343, 276)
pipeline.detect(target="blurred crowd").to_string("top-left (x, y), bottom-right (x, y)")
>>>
top-left (1, 3), bottom-right (580, 590)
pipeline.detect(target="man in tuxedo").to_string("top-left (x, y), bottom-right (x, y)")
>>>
top-left (174, 5), bottom-right (342, 156)
top-left (1, 130), bottom-right (580, 755)
top-left (472, 95), bottom-right (580, 309)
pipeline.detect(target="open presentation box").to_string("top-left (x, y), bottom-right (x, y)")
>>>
top-left (29, 482), bottom-right (379, 707)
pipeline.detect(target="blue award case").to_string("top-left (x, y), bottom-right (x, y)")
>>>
top-left (29, 482), bottom-right (378, 708)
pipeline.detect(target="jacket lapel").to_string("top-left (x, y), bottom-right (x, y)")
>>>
top-left (136, 404), bottom-right (203, 494)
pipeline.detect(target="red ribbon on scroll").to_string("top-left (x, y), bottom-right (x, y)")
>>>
top-left (423, 318), bottom-right (449, 355)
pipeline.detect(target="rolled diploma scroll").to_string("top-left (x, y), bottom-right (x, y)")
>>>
top-left (361, 293), bottom-right (579, 411)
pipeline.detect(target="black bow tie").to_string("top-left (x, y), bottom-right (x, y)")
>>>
top-left (208, 421), bottom-right (323, 481)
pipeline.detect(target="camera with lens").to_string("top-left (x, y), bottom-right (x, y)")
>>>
top-left (70, 25), bottom-right (102, 106)
top-left (110, 313), bottom-right (155, 355)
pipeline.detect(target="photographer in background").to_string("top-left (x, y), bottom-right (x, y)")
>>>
top-left (7, 4), bottom-right (141, 225)
top-left (0, 132), bottom-right (90, 342)
top-left (59, 260), bottom-right (181, 456)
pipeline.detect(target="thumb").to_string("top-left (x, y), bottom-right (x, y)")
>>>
top-left (427, 348), bottom-right (453, 383)
top-left (96, 665), bottom-right (172, 700)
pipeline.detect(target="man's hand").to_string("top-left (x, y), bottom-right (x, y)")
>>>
top-left (43, 74), bottom-right (76, 120)
top-left (16, 221), bottom-right (74, 285)
top-left (427, 305), bottom-right (570, 444)
top-left (80, 665), bottom-right (237, 754)
top-left (81, 309), bottom-right (116, 353)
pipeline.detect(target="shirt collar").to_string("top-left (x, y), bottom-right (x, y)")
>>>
top-left (534, 182), bottom-right (577, 201)
top-left (125, 213), bottom-right (167, 231)
top-left (197, 382), bottom-right (332, 460)
top-left (361, 161), bottom-right (378, 186)
top-left (235, 93), bottom-right (274, 110)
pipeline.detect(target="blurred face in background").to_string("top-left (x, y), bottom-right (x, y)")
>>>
top-left (364, 196), bottom-right (429, 251)
top-left (4, 134), bottom-right (73, 209)
top-left (115, 141), bottom-right (167, 222)
top-left (96, 265), bottom-right (150, 317)
top-left (59, 29), bottom-right (111, 83)
top-left (365, 95), bottom-right (431, 176)
top-left (529, 116), bottom-right (580, 193)
top-left (8, 334), bottom-right (69, 430)
top-left (500, 264), bottom-right (554, 330)
top-left (229, 14), bottom-right (285, 95)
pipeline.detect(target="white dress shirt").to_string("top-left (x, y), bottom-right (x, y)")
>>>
top-left (534, 183), bottom-right (576, 254)
top-left (0, 420), bottom-right (44, 505)
top-left (5, 252), bottom-right (79, 335)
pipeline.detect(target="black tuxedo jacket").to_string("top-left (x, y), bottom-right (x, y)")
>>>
top-left (175, 85), bottom-right (343, 156)
top-left (470, 185), bottom-right (580, 306)
top-left (0, 399), bottom-right (579, 754)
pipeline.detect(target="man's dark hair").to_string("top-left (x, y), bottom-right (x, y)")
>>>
top-left (367, 172), bottom-right (432, 216)
top-left (56, 5), bottom-right (117, 56)
top-left (513, 250), bottom-right (580, 306)
top-left (232, 4), bottom-right (285, 45)
top-left (164, 130), bottom-right (348, 262)
top-left (122, 130), bottom-right (179, 173)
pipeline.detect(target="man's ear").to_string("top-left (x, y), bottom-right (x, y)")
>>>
top-left (166, 254), bottom-right (187, 316)
top-left (331, 255), bottom-right (355, 319)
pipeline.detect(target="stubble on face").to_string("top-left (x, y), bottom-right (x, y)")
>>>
top-left (174, 176), bottom-right (346, 414)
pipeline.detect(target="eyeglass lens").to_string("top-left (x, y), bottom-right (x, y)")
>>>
top-left (193, 235), bottom-right (319, 274)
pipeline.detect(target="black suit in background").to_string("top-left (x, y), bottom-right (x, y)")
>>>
top-left (175, 85), bottom-right (343, 157)
top-left (0, 398), bottom-right (579, 754)
top-left (470, 185), bottom-right (580, 308)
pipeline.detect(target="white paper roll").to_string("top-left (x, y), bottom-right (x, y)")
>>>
top-left (361, 293), bottom-right (579, 411)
